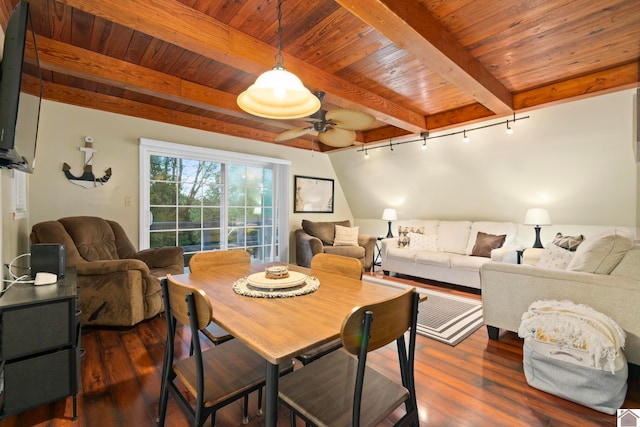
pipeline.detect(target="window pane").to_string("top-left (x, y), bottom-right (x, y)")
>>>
top-left (228, 207), bottom-right (245, 226)
top-left (150, 231), bottom-right (175, 248)
top-left (228, 185), bottom-right (245, 206)
top-left (150, 182), bottom-right (176, 205)
top-left (179, 230), bottom-right (201, 253)
top-left (228, 227), bottom-right (245, 247)
top-left (178, 207), bottom-right (201, 229)
top-left (151, 207), bottom-right (176, 230)
top-left (203, 229), bottom-right (221, 251)
top-left (203, 183), bottom-right (221, 206)
top-left (203, 208), bottom-right (221, 228)
top-left (178, 181), bottom-right (203, 205)
top-left (150, 156), bottom-right (177, 181)
top-left (228, 165), bottom-right (245, 186)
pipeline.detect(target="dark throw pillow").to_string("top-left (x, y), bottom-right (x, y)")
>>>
top-left (552, 232), bottom-right (584, 252)
top-left (471, 231), bottom-right (506, 258)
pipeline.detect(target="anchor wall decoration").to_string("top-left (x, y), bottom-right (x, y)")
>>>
top-left (62, 136), bottom-right (112, 188)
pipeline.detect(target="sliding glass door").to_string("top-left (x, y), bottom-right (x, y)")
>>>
top-left (140, 139), bottom-right (290, 266)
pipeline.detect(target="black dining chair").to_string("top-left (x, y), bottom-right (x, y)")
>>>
top-left (295, 253), bottom-right (364, 366)
top-left (158, 274), bottom-right (293, 426)
top-left (279, 287), bottom-right (420, 427)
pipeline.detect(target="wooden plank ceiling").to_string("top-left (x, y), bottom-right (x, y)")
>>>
top-left (4, 0), bottom-right (640, 152)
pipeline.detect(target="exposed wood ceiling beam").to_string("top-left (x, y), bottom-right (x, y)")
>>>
top-left (336, 0), bottom-right (513, 115)
top-left (23, 75), bottom-right (318, 151)
top-left (56, 0), bottom-right (428, 134)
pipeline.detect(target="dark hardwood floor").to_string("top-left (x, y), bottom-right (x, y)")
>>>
top-left (3, 273), bottom-right (638, 427)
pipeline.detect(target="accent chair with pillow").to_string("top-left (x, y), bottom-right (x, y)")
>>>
top-left (294, 219), bottom-right (376, 271)
top-left (30, 216), bottom-right (185, 327)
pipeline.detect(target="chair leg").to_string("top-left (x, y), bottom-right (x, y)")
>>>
top-left (257, 387), bottom-right (263, 415)
top-left (242, 395), bottom-right (249, 424)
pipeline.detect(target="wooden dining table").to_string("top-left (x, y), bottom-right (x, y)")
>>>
top-left (171, 262), bottom-right (408, 427)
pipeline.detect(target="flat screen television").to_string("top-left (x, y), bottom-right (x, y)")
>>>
top-left (0, 1), bottom-right (42, 173)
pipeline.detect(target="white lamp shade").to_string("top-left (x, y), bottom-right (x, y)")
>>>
top-left (237, 67), bottom-right (321, 120)
top-left (382, 208), bottom-right (398, 221)
top-left (524, 208), bottom-right (551, 226)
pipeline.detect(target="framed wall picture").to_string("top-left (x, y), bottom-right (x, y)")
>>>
top-left (294, 175), bottom-right (334, 213)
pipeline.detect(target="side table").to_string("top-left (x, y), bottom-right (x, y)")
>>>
top-left (373, 236), bottom-right (384, 270)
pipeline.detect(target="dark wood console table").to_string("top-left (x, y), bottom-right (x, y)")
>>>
top-left (0, 269), bottom-right (81, 420)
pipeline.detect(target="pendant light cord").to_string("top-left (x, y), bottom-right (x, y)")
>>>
top-left (274, 0), bottom-right (284, 68)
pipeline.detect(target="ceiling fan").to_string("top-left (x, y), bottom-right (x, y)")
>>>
top-left (274, 91), bottom-right (375, 147)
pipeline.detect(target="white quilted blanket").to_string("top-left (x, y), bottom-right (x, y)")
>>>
top-left (518, 299), bottom-right (626, 372)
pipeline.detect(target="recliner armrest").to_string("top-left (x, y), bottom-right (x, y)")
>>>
top-left (134, 246), bottom-right (185, 271)
top-left (76, 259), bottom-right (150, 276)
top-left (357, 234), bottom-right (376, 271)
top-left (490, 246), bottom-right (520, 263)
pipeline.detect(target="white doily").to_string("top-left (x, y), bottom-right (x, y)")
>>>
top-left (232, 275), bottom-right (320, 298)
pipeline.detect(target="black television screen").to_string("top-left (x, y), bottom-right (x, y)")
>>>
top-left (0, 1), bottom-right (42, 173)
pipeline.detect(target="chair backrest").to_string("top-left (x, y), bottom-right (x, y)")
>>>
top-left (189, 250), bottom-right (251, 273)
top-left (341, 287), bottom-right (419, 426)
top-left (341, 287), bottom-right (417, 354)
top-left (165, 274), bottom-right (212, 331)
top-left (310, 253), bottom-right (363, 280)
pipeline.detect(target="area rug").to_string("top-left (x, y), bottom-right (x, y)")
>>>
top-left (362, 276), bottom-right (484, 346)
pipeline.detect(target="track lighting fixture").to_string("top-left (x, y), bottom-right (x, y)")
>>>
top-left (355, 114), bottom-right (530, 158)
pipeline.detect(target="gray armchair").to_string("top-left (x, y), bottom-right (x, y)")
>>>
top-left (295, 220), bottom-right (376, 271)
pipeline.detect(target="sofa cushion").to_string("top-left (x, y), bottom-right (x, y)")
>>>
top-left (610, 246), bottom-right (640, 279)
top-left (302, 219), bottom-right (350, 245)
top-left (408, 232), bottom-right (438, 251)
top-left (465, 221), bottom-right (517, 255)
top-left (438, 221), bottom-right (472, 254)
top-left (450, 254), bottom-right (491, 272)
top-left (387, 247), bottom-right (417, 261)
top-left (397, 226), bottom-right (424, 248)
top-left (333, 225), bottom-right (359, 246)
top-left (536, 243), bottom-right (575, 270)
top-left (566, 229), bottom-right (633, 274)
top-left (470, 232), bottom-right (506, 258)
top-left (415, 251), bottom-right (451, 268)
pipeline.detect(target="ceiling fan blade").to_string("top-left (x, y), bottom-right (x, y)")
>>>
top-left (325, 109), bottom-right (375, 130)
top-left (318, 127), bottom-right (356, 147)
top-left (274, 127), bottom-right (313, 142)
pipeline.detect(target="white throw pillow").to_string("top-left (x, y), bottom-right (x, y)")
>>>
top-left (408, 232), bottom-right (438, 251)
top-left (333, 225), bottom-right (359, 246)
top-left (536, 244), bottom-right (574, 270)
top-left (566, 228), bottom-right (633, 274)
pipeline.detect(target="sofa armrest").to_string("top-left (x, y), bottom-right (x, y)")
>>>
top-left (522, 248), bottom-right (544, 265)
top-left (380, 238), bottom-right (398, 257)
top-left (490, 246), bottom-right (519, 263)
top-left (480, 262), bottom-right (640, 364)
top-left (134, 246), bottom-right (185, 271)
top-left (295, 229), bottom-right (324, 267)
top-left (357, 234), bottom-right (377, 272)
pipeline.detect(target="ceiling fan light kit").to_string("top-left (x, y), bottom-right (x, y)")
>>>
top-left (237, 0), bottom-right (319, 120)
top-left (274, 91), bottom-right (376, 147)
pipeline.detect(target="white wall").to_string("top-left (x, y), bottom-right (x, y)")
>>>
top-left (16, 101), bottom-right (352, 264)
top-left (330, 90), bottom-right (639, 240)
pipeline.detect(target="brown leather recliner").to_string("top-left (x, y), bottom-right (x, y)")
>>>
top-left (30, 216), bottom-right (184, 327)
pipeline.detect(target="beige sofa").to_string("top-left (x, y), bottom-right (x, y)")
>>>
top-left (295, 219), bottom-right (376, 271)
top-left (380, 220), bottom-right (519, 289)
top-left (481, 229), bottom-right (640, 365)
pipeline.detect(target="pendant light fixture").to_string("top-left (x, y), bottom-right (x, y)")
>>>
top-left (237, 0), bottom-right (320, 120)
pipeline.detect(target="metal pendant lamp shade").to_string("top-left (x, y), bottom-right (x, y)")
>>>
top-left (236, 0), bottom-right (320, 120)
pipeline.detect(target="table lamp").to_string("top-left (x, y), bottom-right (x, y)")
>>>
top-left (524, 208), bottom-right (551, 248)
top-left (382, 208), bottom-right (397, 238)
